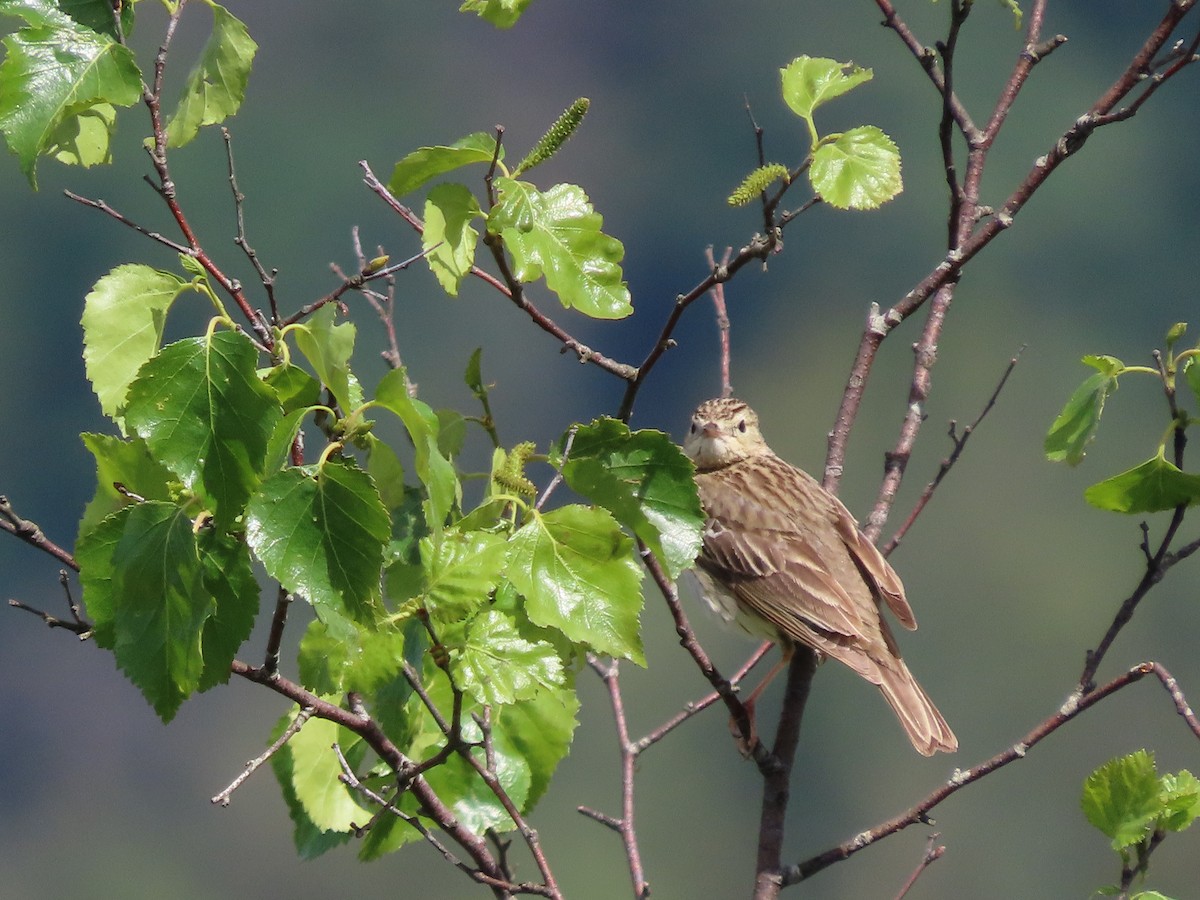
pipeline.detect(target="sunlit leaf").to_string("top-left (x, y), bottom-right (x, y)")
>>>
top-left (556, 418), bottom-right (704, 580)
top-left (81, 264), bottom-right (191, 425)
top-left (245, 458), bottom-right (390, 624)
top-left (1045, 368), bottom-right (1120, 465)
top-left (165, 2), bottom-right (257, 148)
top-left (810, 126), bottom-right (902, 210)
top-left (387, 131), bottom-right (500, 197)
top-left (123, 330), bottom-right (281, 527)
top-left (781, 56), bottom-right (872, 121)
top-left (1084, 454), bottom-right (1200, 514)
top-left (488, 178), bottom-right (631, 319)
top-left (1082, 750), bottom-right (1164, 850)
top-left (453, 609), bottom-right (564, 705)
top-left (506, 505), bottom-right (645, 664)
top-left (423, 182), bottom-right (480, 295)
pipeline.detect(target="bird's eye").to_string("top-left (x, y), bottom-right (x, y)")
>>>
top-left (737, 419), bottom-right (747, 433)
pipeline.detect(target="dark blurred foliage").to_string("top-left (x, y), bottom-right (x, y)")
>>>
top-left (2, 3), bottom-right (1199, 898)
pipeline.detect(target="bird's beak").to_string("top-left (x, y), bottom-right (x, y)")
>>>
top-left (700, 421), bottom-right (721, 439)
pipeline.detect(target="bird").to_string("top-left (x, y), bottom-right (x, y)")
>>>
top-left (683, 397), bottom-right (957, 756)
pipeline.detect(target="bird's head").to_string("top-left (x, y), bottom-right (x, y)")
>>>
top-left (683, 397), bottom-right (767, 470)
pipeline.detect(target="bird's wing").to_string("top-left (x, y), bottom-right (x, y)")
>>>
top-left (827, 492), bottom-right (917, 630)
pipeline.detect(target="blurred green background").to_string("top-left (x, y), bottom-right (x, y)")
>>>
top-left (2, 2), bottom-right (1199, 897)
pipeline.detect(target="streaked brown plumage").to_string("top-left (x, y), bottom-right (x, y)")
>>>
top-left (683, 397), bottom-right (957, 756)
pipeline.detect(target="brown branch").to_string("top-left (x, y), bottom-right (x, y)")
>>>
top-left (135, 3), bottom-right (273, 348)
top-left (62, 190), bottom-right (193, 255)
top-left (584, 656), bottom-right (650, 899)
top-left (358, 160), bottom-right (636, 380)
top-left (704, 246), bottom-right (735, 398)
top-left (785, 661), bottom-right (1200, 885)
top-left (228, 659), bottom-right (510, 893)
top-left (753, 649), bottom-right (818, 900)
top-left (0, 495), bottom-right (78, 571)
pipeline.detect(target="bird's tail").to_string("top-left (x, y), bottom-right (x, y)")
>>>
top-left (876, 660), bottom-right (958, 756)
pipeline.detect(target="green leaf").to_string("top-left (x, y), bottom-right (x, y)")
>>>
top-left (78, 433), bottom-right (175, 539)
top-left (1184, 357), bottom-right (1200, 407)
top-left (246, 457), bottom-right (390, 624)
top-left (196, 529), bottom-right (259, 692)
top-left (453, 609), bottom-right (564, 706)
top-left (1082, 750), bottom-right (1164, 850)
top-left (387, 131), bottom-right (501, 197)
top-left (164, 2), bottom-right (257, 148)
top-left (464, 347), bottom-right (486, 398)
top-left (364, 433), bottom-right (407, 511)
top-left (264, 364), bottom-right (322, 414)
top-left (1159, 770), bottom-right (1200, 832)
top-left (557, 418), bottom-right (704, 580)
top-left (269, 712), bottom-right (354, 859)
top-left (286, 710), bottom-right (366, 833)
top-left (1045, 369), bottom-right (1121, 465)
top-left (499, 679), bottom-right (579, 810)
top-left (0, 0), bottom-right (142, 188)
top-left (76, 503), bottom-right (214, 722)
top-left (419, 528), bottom-right (510, 627)
top-left (488, 178), bottom-right (631, 319)
top-left (781, 56), bottom-right (873, 121)
top-left (423, 182), bottom-right (481, 296)
top-left (289, 303), bottom-right (363, 413)
top-left (459, 0), bottom-right (534, 29)
top-left (123, 330), bottom-right (281, 527)
top-left (810, 126), bottom-right (902, 210)
top-left (506, 505), bottom-right (645, 664)
top-left (374, 368), bottom-right (461, 530)
top-left (81, 264), bottom-right (190, 424)
top-left (1130, 893), bottom-right (1174, 900)
top-left (1084, 453), bottom-right (1200, 514)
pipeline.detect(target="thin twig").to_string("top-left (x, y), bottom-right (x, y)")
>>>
top-left (882, 347), bottom-right (1024, 555)
top-left (62, 191), bottom-right (193, 255)
top-left (893, 833), bottom-right (946, 900)
top-left (221, 127), bottom-right (279, 325)
top-left (211, 705), bottom-right (315, 806)
top-left (785, 661), bottom-right (1200, 885)
top-left (704, 246), bottom-right (735, 398)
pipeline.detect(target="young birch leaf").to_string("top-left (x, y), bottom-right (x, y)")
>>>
top-left (264, 364), bottom-right (321, 414)
top-left (82, 264), bottom-right (191, 424)
top-left (290, 303), bottom-right (363, 413)
top-left (388, 131), bottom-right (501, 197)
top-left (454, 609), bottom-right (564, 706)
top-left (556, 418), bottom-right (704, 580)
top-left (1045, 369), bottom-right (1121, 465)
top-left (1082, 750), bottom-right (1164, 850)
top-left (459, 0), bottom-right (535, 29)
top-left (0, 3), bottom-right (142, 188)
top-left (1084, 454), bottom-right (1200, 514)
top-left (245, 458), bottom-right (390, 624)
top-left (488, 178), bottom-right (632, 319)
top-left (423, 182), bottom-right (481, 296)
top-left (123, 330), bottom-right (281, 527)
top-left (419, 528), bottom-right (509, 626)
top-left (268, 712), bottom-right (354, 859)
top-left (78, 433), bottom-right (175, 539)
top-left (196, 529), bottom-right (259, 692)
top-left (810, 126), bottom-right (902, 210)
top-left (1160, 770), bottom-right (1200, 832)
top-left (286, 710), bottom-right (367, 833)
top-left (164, 2), bottom-right (258, 148)
top-left (499, 680), bottom-right (580, 809)
top-left (375, 367), bottom-right (461, 530)
top-left (781, 56), bottom-right (873, 121)
top-left (77, 502), bottom-right (214, 722)
top-left (506, 505), bottom-right (645, 664)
